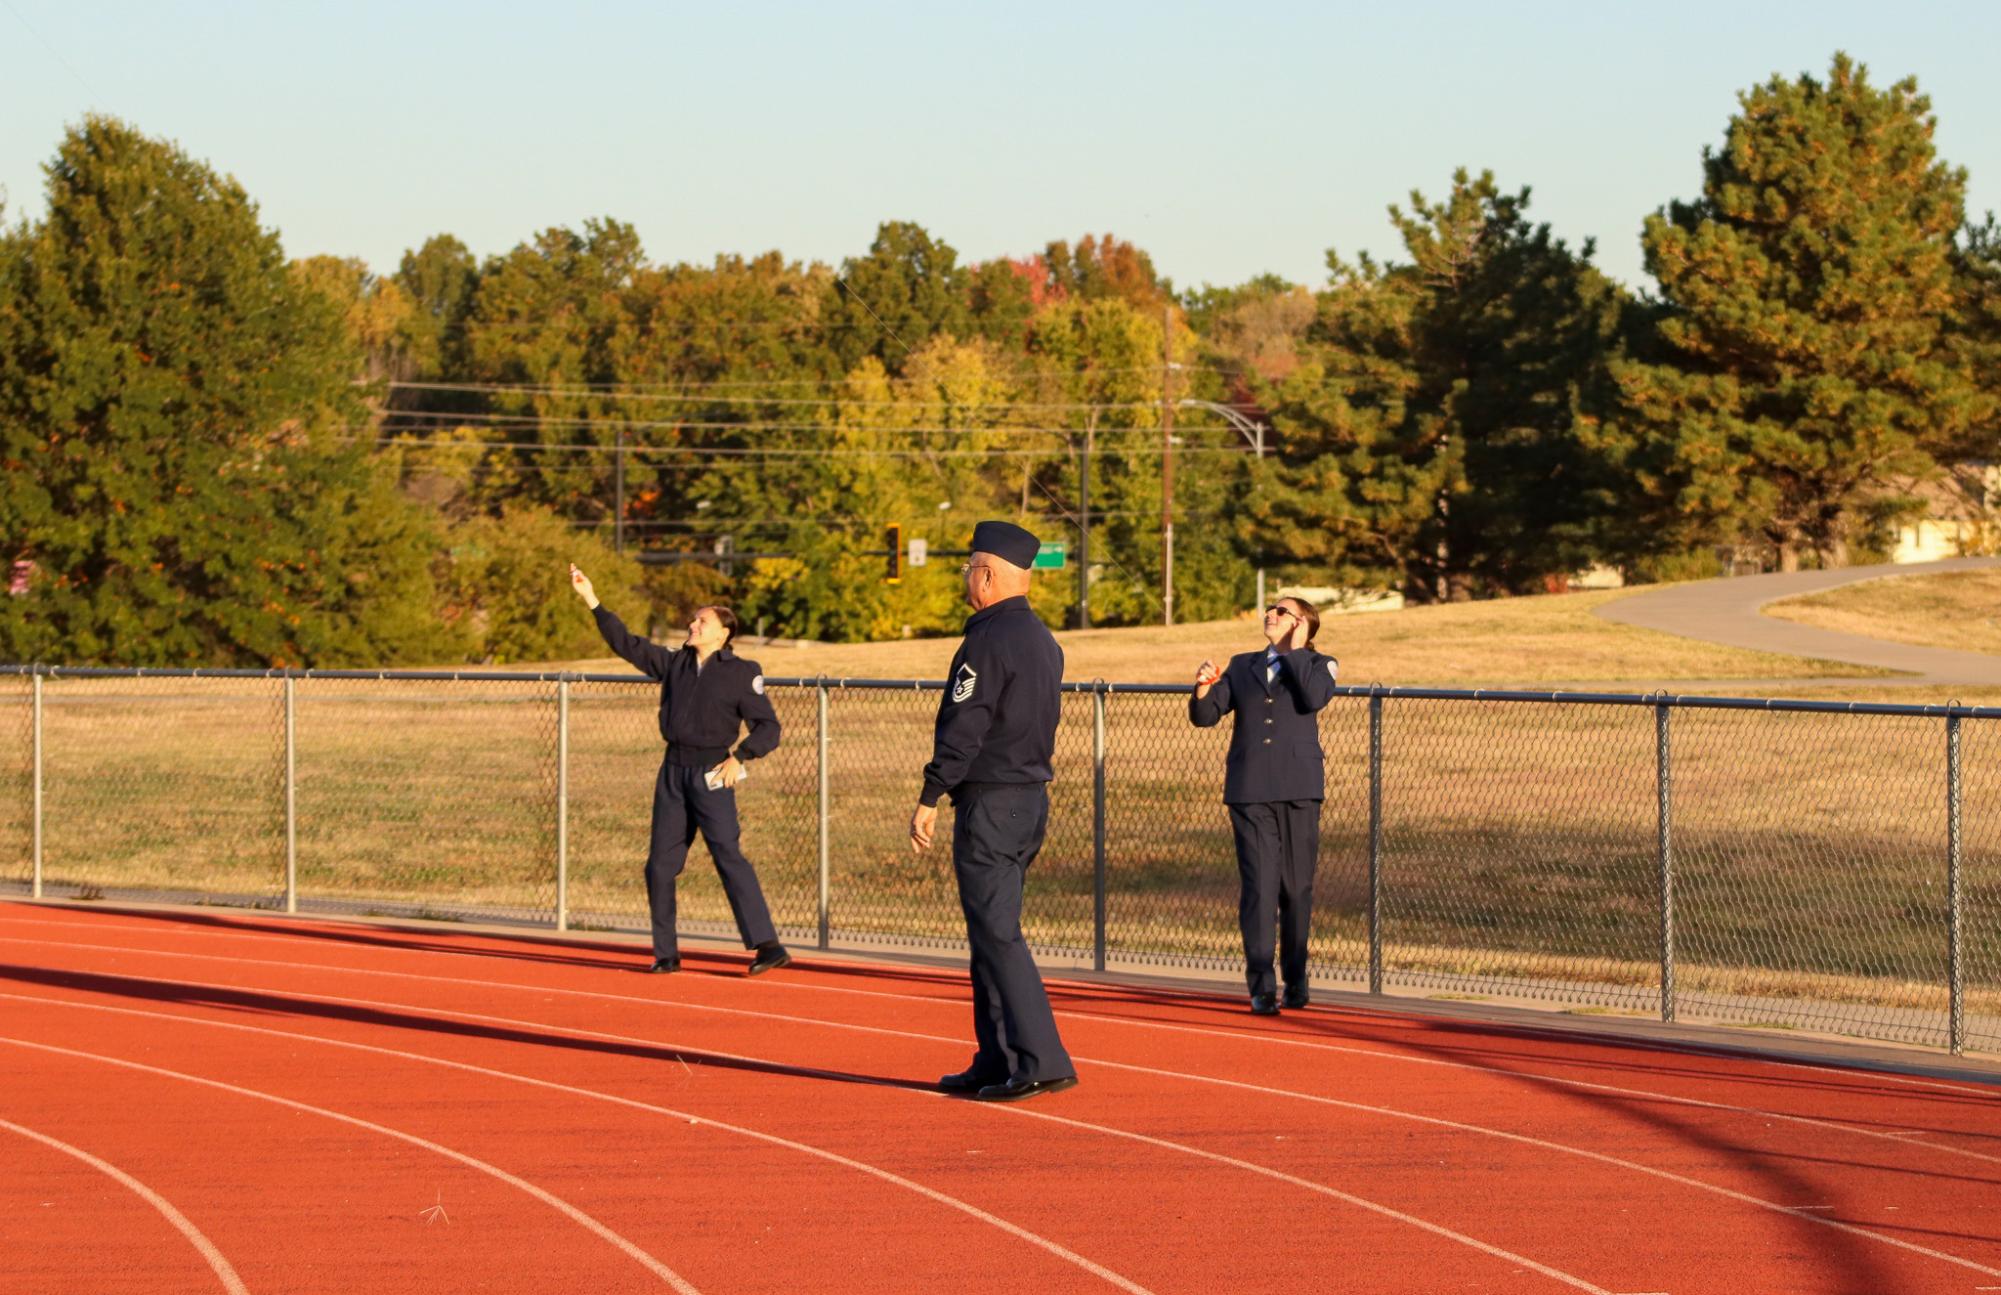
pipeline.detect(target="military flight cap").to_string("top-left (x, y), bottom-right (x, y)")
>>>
top-left (970, 520), bottom-right (1040, 570)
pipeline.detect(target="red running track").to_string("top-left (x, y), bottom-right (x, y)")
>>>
top-left (1, 900), bottom-right (1998, 1295)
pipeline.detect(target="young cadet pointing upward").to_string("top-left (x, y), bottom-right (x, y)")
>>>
top-left (569, 564), bottom-right (791, 978)
top-left (910, 521), bottom-right (1077, 1103)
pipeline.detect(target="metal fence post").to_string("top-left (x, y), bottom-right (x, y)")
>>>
top-left (1947, 714), bottom-right (1964, 1056)
top-left (284, 676), bottom-right (297, 914)
top-left (1657, 702), bottom-right (1677, 1024)
top-left (31, 671), bottom-right (43, 900)
top-left (817, 681), bottom-right (831, 951)
top-left (555, 678), bottom-right (570, 933)
top-left (1367, 692), bottom-right (1383, 995)
top-left (1093, 685), bottom-right (1108, 973)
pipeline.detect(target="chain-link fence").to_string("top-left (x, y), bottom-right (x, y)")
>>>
top-left (2, 664), bottom-right (1993, 1056)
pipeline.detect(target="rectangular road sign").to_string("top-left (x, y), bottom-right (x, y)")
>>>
top-left (908, 538), bottom-right (928, 567)
top-left (1032, 542), bottom-right (1067, 570)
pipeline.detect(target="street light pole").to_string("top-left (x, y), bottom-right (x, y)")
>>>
top-left (1177, 398), bottom-right (1269, 612)
top-left (613, 429), bottom-right (626, 554)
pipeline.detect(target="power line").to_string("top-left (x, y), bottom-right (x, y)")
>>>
top-left (832, 276), bottom-right (915, 358)
top-left (349, 434), bottom-right (1252, 461)
top-left (369, 364), bottom-right (1223, 393)
top-left (568, 509), bottom-right (1212, 531)
top-left (382, 380), bottom-right (1171, 413)
top-left (372, 410), bottom-right (1220, 438)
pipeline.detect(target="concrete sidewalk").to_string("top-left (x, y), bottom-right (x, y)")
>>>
top-left (1594, 556), bottom-right (2001, 686)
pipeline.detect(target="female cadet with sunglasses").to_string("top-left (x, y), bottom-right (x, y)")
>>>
top-left (1189, 597), bottom-right (1339, 1015)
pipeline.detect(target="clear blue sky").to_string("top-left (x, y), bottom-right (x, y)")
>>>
top-left (4, 1), bottom-right (1997, 293)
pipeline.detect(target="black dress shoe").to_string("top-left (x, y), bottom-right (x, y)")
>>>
top-left (1250, 993), bottom-right (1280, 1016)
top-left (747, 943), bottom-right (792, 976)
top-left (938, 1067), bottom-right (1009, 1093)
top-left (974, 1075), bottom-right (1079, 1103)
top-left (1283, 987), bottom-right (1310, 1010)
top-left (647, 958), bottom-right (680, 974)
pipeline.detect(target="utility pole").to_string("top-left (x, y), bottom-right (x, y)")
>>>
top-left (613, 429), bottom-right (626, 554)
top-left (1077, 411), bottom-right (1094, 629)
top-left (1161, 305), bottom-right (1175, 627)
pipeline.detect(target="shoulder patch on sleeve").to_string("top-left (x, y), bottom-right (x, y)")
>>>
top-left (951, 662), bottom-right (978, 703)
top-left (751, 674), bottom-right (765, 696)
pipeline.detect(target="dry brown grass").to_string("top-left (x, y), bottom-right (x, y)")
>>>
top-left (1767, 569), bottom-right (2001, 655)
top-left (547, 587), bottom-right (1878, 687)
top-left (7, 599), bottom-right (1995, 1051)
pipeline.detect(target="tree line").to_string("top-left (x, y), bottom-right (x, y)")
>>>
top-left (3, 53), bottom-right (1996, 667)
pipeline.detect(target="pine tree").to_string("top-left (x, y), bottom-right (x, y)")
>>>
top-left (1260, 170), bottom-right (1627, 601)
top-left (1618, 54), bottom-right (1979, 569)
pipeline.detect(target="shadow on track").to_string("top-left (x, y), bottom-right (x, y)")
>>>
top-left (0, 961), bottom-right (937, 1095)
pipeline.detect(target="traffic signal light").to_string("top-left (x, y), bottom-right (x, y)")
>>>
top-left (885, 522), bottom-right (902, 583)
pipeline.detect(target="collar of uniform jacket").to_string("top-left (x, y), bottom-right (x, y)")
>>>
top-left (962, 593), bottom-right (1031, 630)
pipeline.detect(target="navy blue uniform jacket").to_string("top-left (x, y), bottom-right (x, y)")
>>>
top-left (593, 606), bottom-right (781, 767)
top-left (1188, 647), bottom-right (1339, 803)
top-left (920, 595), bottom-right (1063, 807)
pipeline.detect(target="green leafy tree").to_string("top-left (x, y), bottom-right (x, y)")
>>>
top-left (1261, 169), bottom-right (1628, 601)
top-left (394, 233), bottom-right (481, 382)
top-left (0, 116), bottom-right (449, 666)
top-left (460, 218), bottom-right (650, 517)
top-left (823, 221), bottom-right (969, 373)
top-left (1617, 54), bottom-right (1979, 569)
top-left (733, 341), bottom-right (1024, 641)
top-left (436, 505), bottom-right (645, 663)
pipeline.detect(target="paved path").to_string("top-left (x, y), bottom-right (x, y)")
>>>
top-left (1593, 556), bottom-right (2001, 686)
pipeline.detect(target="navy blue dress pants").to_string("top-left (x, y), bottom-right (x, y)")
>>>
top-left (951, 783), bottom-right (1074, 1084)
top-left (1227, 799), bottom-right (1321, 998)
top-left (646, 762), bottom-right (777, 960)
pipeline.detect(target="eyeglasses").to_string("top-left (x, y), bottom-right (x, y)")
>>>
top-left (958, 564), bottom-right (993, 577)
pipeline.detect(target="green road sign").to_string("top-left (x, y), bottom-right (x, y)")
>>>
top-left (1032, 542), bottom-right (1067, 570)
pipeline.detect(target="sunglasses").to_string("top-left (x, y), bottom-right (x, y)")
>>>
top-left (1264, 605), bottom-right (1297, 619)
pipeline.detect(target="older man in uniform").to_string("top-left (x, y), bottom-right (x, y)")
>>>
top-left (909, 520), bottom-right (1077, 1102)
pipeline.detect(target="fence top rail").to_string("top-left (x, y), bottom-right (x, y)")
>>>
top-left (5, 661), bottom-right (1999, 719)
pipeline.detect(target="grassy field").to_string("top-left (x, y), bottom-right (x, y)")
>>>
top-left (1766, 569), bottom-right (2001, 655)
top-left (550, 586), bottom-right (1884, 686)
top-left (5, 584), bottom-right (1996, 1052)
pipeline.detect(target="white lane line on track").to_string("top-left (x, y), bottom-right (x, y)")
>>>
top-left (23, 919), bottom-right (2000, 1166)
top-left (1034, 1009), bottom-right (2001, 1168)
top-left (0, 906), bottom-right (1988, 1103)
top-left (8, 928), bottom-right (2000, 1183)
top-left (3, 987), bottom-right (1599, 1295)
top-left (0, 1033), bottom-right (698, 1294)
top-left (0, 995), bottom-right (1156, 1295)
top-left (0, 1116), bottom-right (251, 1295)
top-left (18, 941), bottom-right (1988, 1282)
top-left (6, 909), bottom-right (1995, 1106)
